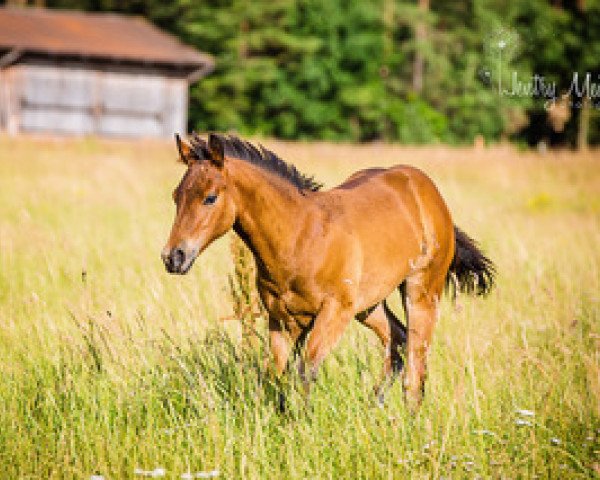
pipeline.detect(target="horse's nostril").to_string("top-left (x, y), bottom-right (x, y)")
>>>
top-left (162, 247), bottom-right (186, 273)
top-left (172, 248), bottom-right (185, 270)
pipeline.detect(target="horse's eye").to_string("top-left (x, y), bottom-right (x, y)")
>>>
top-left (203, 193), bottom-right (218, 205)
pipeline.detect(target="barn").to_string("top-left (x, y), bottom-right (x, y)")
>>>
top-left (0, 7), bottom-right (214, 138)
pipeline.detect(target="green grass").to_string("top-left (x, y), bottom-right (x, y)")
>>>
top-left (0, 136), bottom-right (598, 479)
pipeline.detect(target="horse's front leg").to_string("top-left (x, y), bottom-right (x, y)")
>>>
top-left (268, 315), bottom-right (301, 412)
top-left (302, 297), bottom-right (353, 396)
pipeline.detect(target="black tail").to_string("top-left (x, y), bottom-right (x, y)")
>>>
top-left (447, 226), bottom-right (495, 296)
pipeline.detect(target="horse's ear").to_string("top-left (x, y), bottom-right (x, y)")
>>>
top-left (208, 133), bottom-right (225, 168)
top-left (175, 133), bottom-right (198, 165)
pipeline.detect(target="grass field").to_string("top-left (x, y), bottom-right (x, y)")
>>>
top-left (0, 135), bottom-right (598, 479)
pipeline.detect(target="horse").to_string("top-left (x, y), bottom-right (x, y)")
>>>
top-left (161, 133), bottom-right (495, 410)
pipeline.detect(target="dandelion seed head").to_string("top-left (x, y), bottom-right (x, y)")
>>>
top-left (498, 40), bottom-right (507, 49)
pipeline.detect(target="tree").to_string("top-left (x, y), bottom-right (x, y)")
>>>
top-left (40, 0), bottom-right (600, 145)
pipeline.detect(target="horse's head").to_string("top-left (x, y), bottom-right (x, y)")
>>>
top-left (162, 134), bottom-right (236, 274)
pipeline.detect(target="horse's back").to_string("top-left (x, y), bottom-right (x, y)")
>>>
top-left (333, 164), bottom-right (451, 227)
top-left (336, 164), bottom-right (437, 193)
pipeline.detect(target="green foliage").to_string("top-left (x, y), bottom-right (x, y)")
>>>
top-left (42, 0), bottom-right (600, 144)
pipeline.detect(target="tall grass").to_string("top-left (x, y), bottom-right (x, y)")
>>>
top-left (0, 135), bottom-right (598, 478)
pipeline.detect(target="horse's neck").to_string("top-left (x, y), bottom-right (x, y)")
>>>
top-left (229, 160), bottom-right (311, 281)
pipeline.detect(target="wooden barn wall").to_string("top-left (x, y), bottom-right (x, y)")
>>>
top-left (0, 66), bottom-right (21, 134)
top-left (2, 62), bottom-right (188, 138)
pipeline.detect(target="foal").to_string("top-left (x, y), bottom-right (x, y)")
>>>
top-left (162, 134), bottom-right (494, 409)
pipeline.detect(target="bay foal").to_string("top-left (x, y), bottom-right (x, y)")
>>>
top-left (162, 134), bottom-right (494, 410)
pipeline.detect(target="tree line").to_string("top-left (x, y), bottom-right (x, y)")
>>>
top-left (6, 0), bottom-right (600, 146)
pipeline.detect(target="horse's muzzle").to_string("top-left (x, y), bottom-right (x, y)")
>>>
top-left (161, 245), bottom-right (198, 274)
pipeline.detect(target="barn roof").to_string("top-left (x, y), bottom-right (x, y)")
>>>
top-left (0, 7), bottom-right (214, 74)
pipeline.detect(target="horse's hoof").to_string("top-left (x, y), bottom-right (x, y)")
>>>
top-left (278, 392), bottom-right (286, 413)
top-left (373, 386), bottom-right (386, 408)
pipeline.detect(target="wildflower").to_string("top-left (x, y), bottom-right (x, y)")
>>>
top-left (515, 419), bottom-right (532, 427)
top-left (498, 40), bottom-right (507, 49)
top-left (472, 429), bottom-right (496, 436)
top-left (90, 476), bottom-right (105, 480)
top-left (550, 438), bottom-right (561, 446)
top-left (196, 471), bottom-right (219, 479)
top-left (134, 468), bottom-right (166, 478)
top-left (515, 409), bottom-right (535, 417)
top-left (181, 471), bottom-right (220, 479)
top-left (423, 440), bottom-right (436, 451)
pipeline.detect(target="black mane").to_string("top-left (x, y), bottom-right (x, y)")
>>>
top-left (189, 133), bottom-right (323, 192)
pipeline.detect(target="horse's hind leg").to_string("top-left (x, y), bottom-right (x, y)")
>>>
top-left (358, 299), bottom-right (407, 404)
top-left (402, 270), bottom-right (444, 411)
